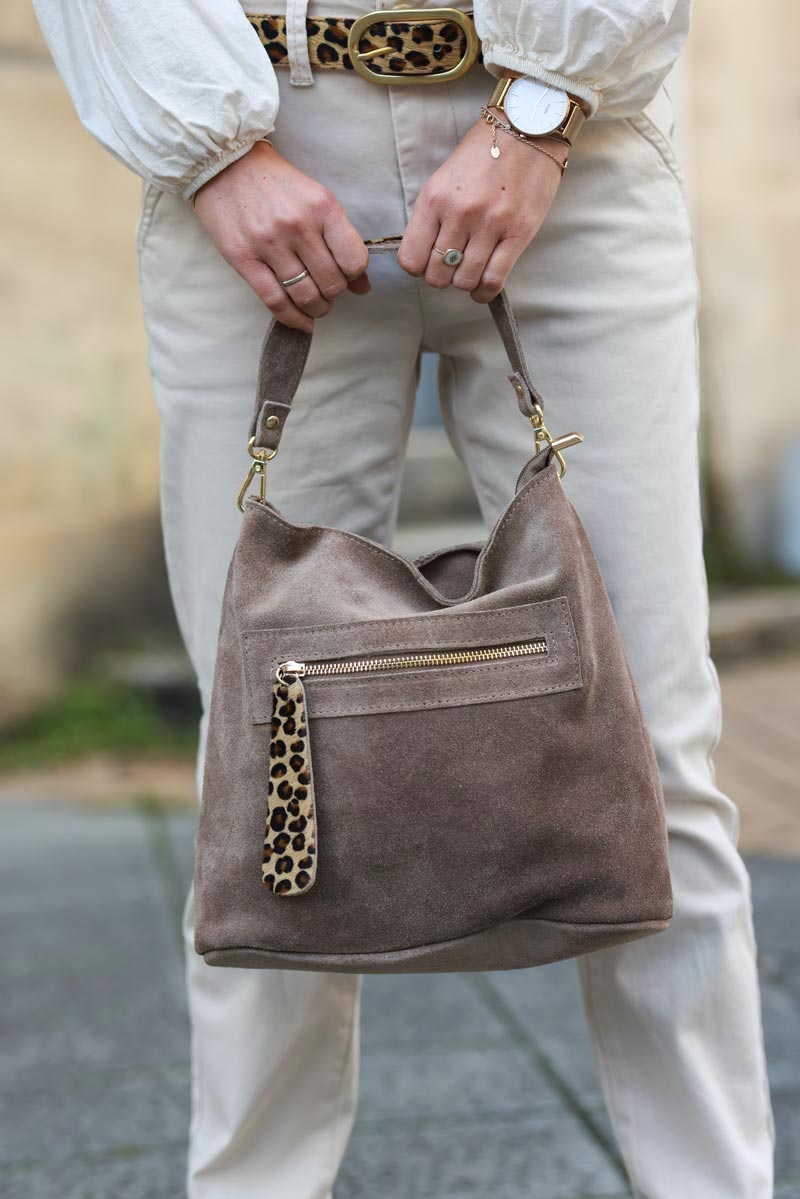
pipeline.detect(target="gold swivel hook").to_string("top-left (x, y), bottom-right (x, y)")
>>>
top-left (528, 403), bottom-right (584, 479)
top-left (236, 436), bottom-right (277, 511)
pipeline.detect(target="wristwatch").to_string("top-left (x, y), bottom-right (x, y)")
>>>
top-left (488, 76), bottom-right (586, 146)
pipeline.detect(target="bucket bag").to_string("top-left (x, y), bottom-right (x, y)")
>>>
top-left (195, 243), bottom-right (672, 974)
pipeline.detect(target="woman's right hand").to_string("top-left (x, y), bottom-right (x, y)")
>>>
top-left (192, 140), bottom-right (370, 332)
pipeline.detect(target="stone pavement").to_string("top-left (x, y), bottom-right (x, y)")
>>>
top-left (2, 655), bottom-right (800, 1198)
top-left (714, 656), bottom-right (800, 856)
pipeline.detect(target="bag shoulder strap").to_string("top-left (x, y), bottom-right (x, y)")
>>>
top-left (250, 239), bottom-right (544, 455)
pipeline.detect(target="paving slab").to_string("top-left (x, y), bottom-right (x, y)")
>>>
top-left (716, 658), bottom-right (800, 857)
top-left (2, 801), bottom-right (800, 1199)
top-left (749, 855), bottom-right (800, 998)
top-left (355, 1044), bottom-right (564, 1124)
top-left (479, 961), bottom-right (603, 1111)
top-left (1, 804), bottom-right (189, 1198)
top-left (358, 972), bottom-right (511, 1055)
top-left (337, 1110), bottom-right (626, 1199)
top-left (2, 1142), bottom-right (187, 1199)
top-left (0, 1065), bottom-right (188, 1177)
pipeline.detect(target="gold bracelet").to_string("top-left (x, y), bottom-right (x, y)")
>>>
top-left (479, 107), bottom-right (568, 175)
top-left (188, 136), bottom-right (274, 208)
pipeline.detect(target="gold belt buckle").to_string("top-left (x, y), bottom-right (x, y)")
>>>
top-left (347, 6), bottom-right (479, 85)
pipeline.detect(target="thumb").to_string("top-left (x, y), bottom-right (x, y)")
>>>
top-left (346, 272), bottom-right (371, 295)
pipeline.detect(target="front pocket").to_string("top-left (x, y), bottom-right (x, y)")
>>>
top-left (134, 180), bottom-right (165, 258)
top-left (625, 110), bottom-right (685, 190)
top-left (243, 597), bottom-right (581, 722)
top-left (218, 597), bottom-right (601, 949)
top-left (264, 633), bottom-right (555, 898)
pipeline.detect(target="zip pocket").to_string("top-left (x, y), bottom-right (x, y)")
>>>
top-left (244, 598), bottom-right (581, 726)
top-left (276, 638), bottom-right (548, 681)
top-left (263, 638), bottom-right (548, 897)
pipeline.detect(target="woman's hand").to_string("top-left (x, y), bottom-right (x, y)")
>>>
top-left (192, 141), bottom-right (370, 332)
top-left (398, 115), bottom-right (567, 302)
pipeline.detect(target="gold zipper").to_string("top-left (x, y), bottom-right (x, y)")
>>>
top-left (276, 638), bottom-right (547, 681)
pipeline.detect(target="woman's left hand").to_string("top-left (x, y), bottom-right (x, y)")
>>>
top-left (397, 114), bottom-right (568, 302)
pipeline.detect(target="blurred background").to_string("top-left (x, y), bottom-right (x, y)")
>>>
top-left (1, 3), bottom-right (798, 1197)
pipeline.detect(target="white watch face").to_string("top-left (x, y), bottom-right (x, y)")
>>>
top-left (505, 77), bottom-right (569, 136)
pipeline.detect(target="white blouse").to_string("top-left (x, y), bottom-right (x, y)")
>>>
top-left (32, 0), bottom-right (690, 200)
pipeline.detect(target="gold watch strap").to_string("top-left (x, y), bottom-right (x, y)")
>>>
top-left (488, 77), bottom-right (586, 145)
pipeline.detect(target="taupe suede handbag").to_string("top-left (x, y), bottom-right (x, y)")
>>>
top-left (195, 243), bottom-right (672, 974)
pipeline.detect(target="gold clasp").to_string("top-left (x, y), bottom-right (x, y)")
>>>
top-left (347, 7), bottom-right (479, 86)
top-left (528, 404), bottom-right (584, 479)
top-left (236, 436), bottom-right (276, 512)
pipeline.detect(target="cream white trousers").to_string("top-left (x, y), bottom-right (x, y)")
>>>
top-left (135, 30), bottom-right (775, 1199)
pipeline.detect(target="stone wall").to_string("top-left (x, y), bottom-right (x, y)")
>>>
top-left (687, 0), bottom-right (800, 565)
top-left (0, 7), bottom-right (169, 722)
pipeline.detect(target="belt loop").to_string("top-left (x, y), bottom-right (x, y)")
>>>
top-left (286, 0), bottom-right (314, 86)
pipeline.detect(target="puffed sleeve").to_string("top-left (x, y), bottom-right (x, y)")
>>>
top-left (31, 0), bottom-right (279, 199)
top-left (474, 0), bottom-right (691, 119)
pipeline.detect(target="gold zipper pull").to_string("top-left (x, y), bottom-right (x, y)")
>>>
top-left (276, 660), bottom-right (306, 681)
top-left (262, 671), bottom-right (317, 896)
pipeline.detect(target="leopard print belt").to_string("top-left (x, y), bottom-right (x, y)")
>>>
top-left (247, 11), bottom-right (482, 79)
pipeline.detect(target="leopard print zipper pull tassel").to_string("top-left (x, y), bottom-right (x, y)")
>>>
top-left (262, 664), bottom-right (318, 896)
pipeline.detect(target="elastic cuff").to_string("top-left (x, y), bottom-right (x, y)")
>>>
top-left (480, 45), bottom-right (600, 118)
top-left (181, 130), bottom-right (275, 202)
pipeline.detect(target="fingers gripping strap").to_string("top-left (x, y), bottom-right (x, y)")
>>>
top-left (250, 241), bottom-right (544, 452)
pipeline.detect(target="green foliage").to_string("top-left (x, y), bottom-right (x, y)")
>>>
top-left (0, 679), bottom-right (198, 772)
top-left (704, 527), bottom-right (798, 588)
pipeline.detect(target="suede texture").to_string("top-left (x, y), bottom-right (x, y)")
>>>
top-left (204, 917), bottom-right (669, 974)
top-left (196, 458), bottom-right (672, 970)
top-left (196, 269), bottom-right (672, 973)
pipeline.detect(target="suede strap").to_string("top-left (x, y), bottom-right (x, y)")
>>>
top-left (250, 239), bottom-right (544, 453)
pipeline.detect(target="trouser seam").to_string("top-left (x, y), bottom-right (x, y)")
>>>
top-left (579, 955), bottom-right (640, 1195)
top-left (323, 979), bottom-right (361, 1193)
top-left (185, 888), bottom-right (208, 1199)
top-left (387, 84), bottom-right (415, 223)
